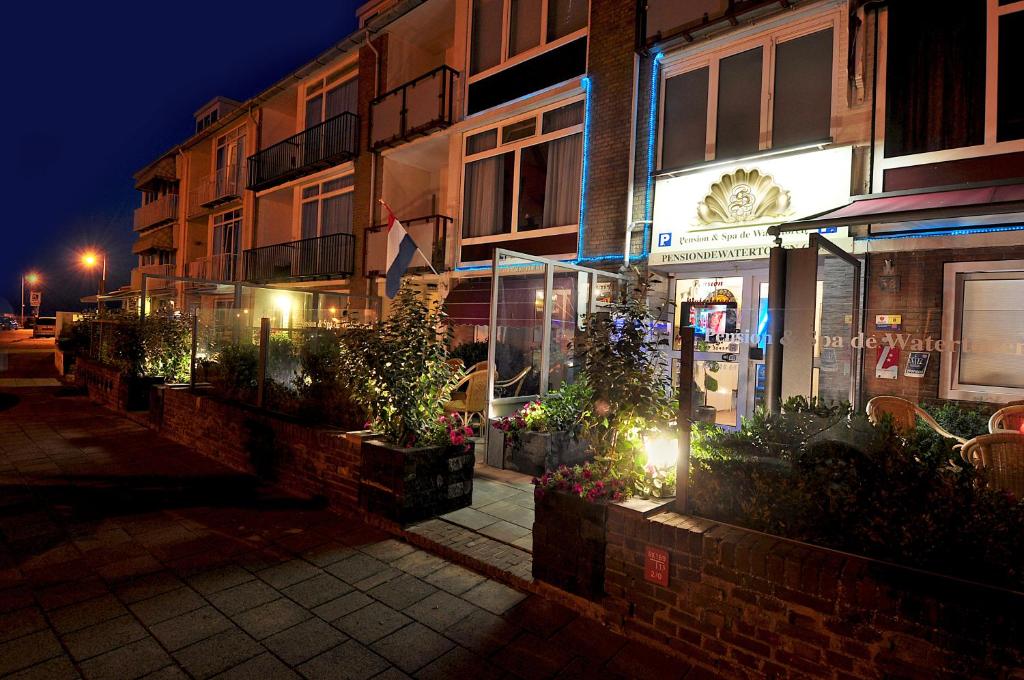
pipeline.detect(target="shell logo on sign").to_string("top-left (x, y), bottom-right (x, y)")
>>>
top-left (697, 168), bottom-right (793, 226)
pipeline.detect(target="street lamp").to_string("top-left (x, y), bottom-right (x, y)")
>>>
top-left (80, 250), bottom-right (107, 314)
top-left (21, 271), bottom-right (41, 326)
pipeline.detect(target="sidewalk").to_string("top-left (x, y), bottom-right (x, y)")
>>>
top-left (0, 387), bottom-right (690, 680)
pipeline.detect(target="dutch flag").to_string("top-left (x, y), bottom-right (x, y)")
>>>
top-left (383, 202), bottom-right (419, 299)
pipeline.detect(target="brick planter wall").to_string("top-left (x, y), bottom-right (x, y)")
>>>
top-left (76, 358), bottom-right (129, 411)
top-left (604, 505), bottom-right (1024, 678)
top-left (533, 491), bottom-right (609, 598)
top-left (156, 387), bottom-right (363, 510)
top-left (359, 439), bottom-right (474, 525)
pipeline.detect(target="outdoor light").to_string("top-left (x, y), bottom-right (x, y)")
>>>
top-left (644, 433), bottom-right (678, 469)
top-left (81, 252), bottom-right (98, 268)
top-left (25, 272), bottom-right (40, 286)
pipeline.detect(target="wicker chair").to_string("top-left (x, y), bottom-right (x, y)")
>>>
top-left (989, 405), bottom-right (1024, 434)
top-left (865, 396), bottom-right (967, 444)
top-left (444, 369), bottom-right (488, 428)
top-left (495, 366), bottom-right (532, 397)
top-left (960, 433), bottom-right (1024, 497)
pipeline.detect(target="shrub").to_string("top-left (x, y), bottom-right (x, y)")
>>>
top-left (689, 401), bottom-right (1024, 590)
top-left (292, 330), bottom-right (364, 430)
top-left (574, 272), bottom-right (674, 490)
top-left (533, 462), bottom-right (627, 503)
top-left (340, 283), bottom-right (462, 447)
top-left (213, 342), bottom-right (259, 400)
top-left (140, 316), bottom-right (191, 383)
top-left (494, 377), bottom-right (593, 445)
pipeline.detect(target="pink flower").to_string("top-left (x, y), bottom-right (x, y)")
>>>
top-left (572, 483), bottom-right (583, 495)
top-left (450, 432), bottom-right (465, 446)
top-left (463, 426), bottom-right (474, 437)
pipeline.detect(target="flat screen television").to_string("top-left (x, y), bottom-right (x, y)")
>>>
top-left (679, 301), bottom-right (737, 337)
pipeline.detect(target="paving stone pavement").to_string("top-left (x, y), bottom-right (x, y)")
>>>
top-left (0, 387), bottom-right (692, 679)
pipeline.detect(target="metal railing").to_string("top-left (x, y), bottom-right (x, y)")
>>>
top-left (244, 232), bottom-right (355, 282)
top-left (188, 165), bottom-right (246, 216)
top-left (247, 112), bottom-right (360, 191)
top-left (370, 66), bottom-right (459, 151)
top-left (130, 263), bottom-right (176, 291)
top-left (187, 252), bottom-right (240, 282)
top-left (133, 194), bottom-right (178, 231)
top-left (364, 214), bottom-right (451, 276)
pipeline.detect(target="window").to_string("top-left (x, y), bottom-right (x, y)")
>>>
top-left (997, 11), bottom-right (1024, 142)
top-left (305, 73), bottom-right (357, 130)
top-left (212, 210), bottom-right (242, 256)
top-left (462, 100), bottom-right (584, 239)
top-left (659, 24), bottom-right (835, 169)
top-left (884, 0), bottom-right (986, 156)
top-left (943, 262), bottom-right (1024, 401)
top-left (196, 109), bottom-right (219, 134)
top-left (300, 175), bottom-right (354, 239)
top-left (214, 127), bottom-right (246, 190)
top-left (470, 0), bottom-right (589, 76)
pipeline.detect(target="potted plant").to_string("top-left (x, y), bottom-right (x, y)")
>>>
top-left (495, 378), bottom-right (592, 475)
top-left (342, 283), bottom-right (473, 524)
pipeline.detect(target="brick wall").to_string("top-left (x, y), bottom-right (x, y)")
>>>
top-left (76, 358), bottom-right (128, 412)
top-left (581, 0), bottom-right (639, 260)
top-left (862, 244), bottom-right (1024, 405)
top-left (155, 387), bottom-right (363, 510)
top-left (603, 505), bottom-right (1024, 679)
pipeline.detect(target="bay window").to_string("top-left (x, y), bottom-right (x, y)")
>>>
top-left (659, 20), bottom-right (835, 170)
top-left (462, 100), bottom-right (584, 240)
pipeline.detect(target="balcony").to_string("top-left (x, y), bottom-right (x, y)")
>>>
top-left (370, 66), bottom-right (459, 151)
top-left (187, 253), bottom-right (240, 282)
top-left (247, 113), bottom-right (359, 192)
top-left (187, 166), bottom-right (246, 217)
top-left (364, 214), bottom-right (451, 276)
top-left (244, 233), bottom-right (356, 283)
top-left (130, 263), bottom-right (176, 291)
top-left (133, 194), bottom-right (178, 231)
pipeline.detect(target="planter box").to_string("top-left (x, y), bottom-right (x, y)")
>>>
top-left (533, 490), bottom-right (608, 599)
top-left (359, 439), bottom-right (474, 524)
top-left (506, 431), bottom-right (591, 476)
top-left (125, 376), bottom-right (164, 411)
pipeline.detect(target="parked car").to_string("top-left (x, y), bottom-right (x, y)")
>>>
top-left (0, 317), bottom-right (19, 330)
top-left (33, 316), bottom-right (56, 337)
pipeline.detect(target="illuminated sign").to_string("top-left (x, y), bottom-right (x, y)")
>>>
top-left (651, 146), bottom-right (854, 263)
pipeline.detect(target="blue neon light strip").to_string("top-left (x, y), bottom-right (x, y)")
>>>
top-left (575, 76), bottom-right (593, 261)
top-left (642, 52), bottom-right (664, 254)
top-left (864, 223), bottom-right (1024, 240)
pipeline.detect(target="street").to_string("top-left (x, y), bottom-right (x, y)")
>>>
top-left (0, 333), bottom-right (688, 680)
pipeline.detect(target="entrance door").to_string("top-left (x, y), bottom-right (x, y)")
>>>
top-left (670, 273), bottom-right (767, 429)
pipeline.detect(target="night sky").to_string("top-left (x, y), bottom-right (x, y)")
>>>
top-left (0, 0), bottom-right (361, 315)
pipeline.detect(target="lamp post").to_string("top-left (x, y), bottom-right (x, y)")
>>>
top-left (80, 251), bottom-right (107, 314)
top-left (21, 272), bottom-right (40, 326)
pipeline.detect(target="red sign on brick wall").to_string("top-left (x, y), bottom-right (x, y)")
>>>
top-left (644, 546), bottom-right (669, 587)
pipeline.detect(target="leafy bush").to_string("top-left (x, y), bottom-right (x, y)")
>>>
top-left (494, 378), bottom-right (593, 445)
top-left (534, 462), bottom-right (627, 503)
top-left (340, 283), bottom-right (462, 447)
top-left (574, 272), bottom-right (674, 489)
top-left (213, 342), bottom-right (259, 400)
top-left (291, 331), bottom-right (364, 430)
top-left (140, 316), bottom-right (191, 383)
top-left (690, 401), bottom-right (1024, 590)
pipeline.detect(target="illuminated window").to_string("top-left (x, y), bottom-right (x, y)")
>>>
top-left (470, 0), bottom-right (589, 76)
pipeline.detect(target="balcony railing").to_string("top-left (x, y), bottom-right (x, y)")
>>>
top-left (370, 66), bottom-right (459, 151)
top-left (247, 112), bottom-right (360, 192)
top-left (133, 194), bottom-right (178, 231)
top-left (187, 253), bottom-right (240, 282)
top-left (188, 165), bottom-right (246, 217)
top-left (364, 214), bottom-right (451, 276)
top-left (244, 232), bottom-right (355, 282)
top-left (131, 263), bottom-right (176, 291)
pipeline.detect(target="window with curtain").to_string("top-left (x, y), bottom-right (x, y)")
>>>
top-left (471, 0), bottom-right (504, 74)
top-left (462, 153), bottom-right (514, 237)
top-left (884, 0), bottom-right (985, 157)
top-left (998, 11), bottom-right (1024, 142)
top-left (300, 176), bottom-right (355, 239)
top-left (470, 0), bottom-right (588, 77)
top-left (463, 99), bottom-right (584, 240)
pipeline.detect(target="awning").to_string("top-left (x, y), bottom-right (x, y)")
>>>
top-left (132, 225), bottom-right (174, 254)
top-left (770, 182), bottom-right (1024, 235)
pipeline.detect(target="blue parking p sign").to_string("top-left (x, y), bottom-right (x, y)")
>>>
top-left (657, 233), bottom-right (672, 247)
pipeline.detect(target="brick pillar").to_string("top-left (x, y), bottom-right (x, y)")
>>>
top-left (581, 0), bottom-right (640, 262)
top-left (351, 34), bottom-right (388, 314)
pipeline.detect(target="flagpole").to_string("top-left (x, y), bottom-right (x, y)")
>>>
top-left (379, 199), bottom-right (440, 276)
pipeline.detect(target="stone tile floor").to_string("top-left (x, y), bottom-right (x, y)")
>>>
top-left (440, 467), bottom-right (535, 552)
top-left (0, 388), bottom-right (690, 679)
